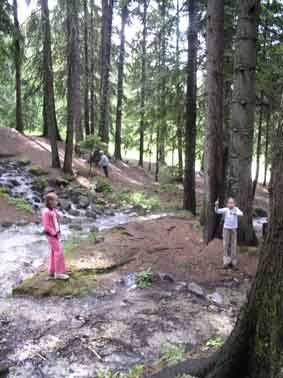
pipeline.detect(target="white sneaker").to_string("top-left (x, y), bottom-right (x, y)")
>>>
top-left (54, 273), bottom-right (69, 280)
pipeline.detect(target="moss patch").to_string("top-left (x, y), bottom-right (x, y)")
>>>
top-left (28, 165), bottom-right (48, 176)
top-left (0, 189), bottom-right (33, 214)
top-left (13, 269), bottom-right (97, 297)
top-left (13, 233), bottom-right (133, 298)
top-left (32, 177), bottom-right (49, 191)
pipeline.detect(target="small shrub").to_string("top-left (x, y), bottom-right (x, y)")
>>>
top-left (162, 344), bottom-right (186, 365)
top-left (131, 192), bottom-right (161, 211)
top-left (202, 336), bottom-right (224, 351)
top-left (92, 177), bottom-right (112, 194)
top-left (79, 135), bottom-right (108, 153)
top-left (28, 165), bottom-right (47, 176)
top-left (136, 268), bottom-right (153, 289)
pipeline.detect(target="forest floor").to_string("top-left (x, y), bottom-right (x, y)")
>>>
top-left (0, 128), bottom-right (269, 377)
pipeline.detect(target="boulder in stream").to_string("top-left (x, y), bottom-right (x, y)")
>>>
top-left (188, 282), bottom-right (205, 297)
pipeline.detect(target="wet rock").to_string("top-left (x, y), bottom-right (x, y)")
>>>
top-left (15, 219), bottom-right (29, 227)
top-left (175, 282), bottom-right (187, 292)
top-left (69, 224), bottom-right (83, 231)
top-left (85, 210), bottom-right (97, 219)
top-left (104, 209), bottom-right (115, 216)
top-left (207, 292), bottom-right (224, 306)
top-left (60, 216), bottom-right (71, 225)
top-left (18, 158), bottom-right (31, 166)
top-left (1, 221), bottom-right (13, 228)
top-left (77, 196), bottom-right (90, 209)
top-left (159, 273), bottom-right (175, 283)
top-left (90, 226), bottom-right (99, 234)
top-left (10, 179), bottom-right (21, 187)
top-left (188, 282), bottom-right (205, 297)
top-left (59, 199), bottom-right (71, 211)
top-left (69, 209), bottom-right (80, 216)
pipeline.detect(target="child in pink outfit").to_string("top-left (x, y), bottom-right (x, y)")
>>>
top-left (42, 192), bottom-right (69, 280)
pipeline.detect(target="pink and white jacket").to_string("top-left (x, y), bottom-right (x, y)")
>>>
top-left (42, 207), bottom-right (60, 238)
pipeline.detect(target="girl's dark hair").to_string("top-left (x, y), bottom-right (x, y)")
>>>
top-left (45, 192), bottom-right (58, 208)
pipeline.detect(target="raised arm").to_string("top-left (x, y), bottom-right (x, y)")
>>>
top-left (215, 200), bottom-right (227, 215)
top-left (236, 207), bottom-right (243, 216)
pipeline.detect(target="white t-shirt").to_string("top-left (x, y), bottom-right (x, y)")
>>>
top-left (215, 207), bottom-right (243, 229)
top-left (99, 154), bottom-right (109, 167)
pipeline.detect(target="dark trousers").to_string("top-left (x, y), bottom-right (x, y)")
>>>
top-left (102, 166), bottom-right (109, 177)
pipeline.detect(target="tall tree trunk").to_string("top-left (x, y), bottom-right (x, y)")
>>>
top-left (149, 101), bottom-right (283, 378)
top-left (263, 109), bottom-right (270, 187)
top-left (183, 0), bottom-right (198, 214)
top-left (99, 0), bottom-right (114, 144)
top-left (64, 0), bottom-right (81, 174)
top-left (138, 0), bottom-right (149, 167)
top-left (252, 94), bottom-right (264, 198)
top-left (90, 0), bottom-right (96, 135)
top-left (41, 0), bottom-right (61, 169)
top-left (84, 0), bottom-right (90, 136)
top-left (158, 0), bottom-right (167, 165)
top-left (226, 0), bottom-right (260, 245)
top-left (222, 0), bottom-right (236, 195)
top-left (203, 0), bottom-right (225, 243)
top-left (13, 0), bottom-right (24, 134)
top-left (114, 3), bottom-right (128, 160)
top-left (252, 0), bottom-right (269, 196)
top-left (176, 0), bottom-right (183, 179)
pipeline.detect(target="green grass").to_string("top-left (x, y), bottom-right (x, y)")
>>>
top-left (0, 188), bottom-right (33, 214)
top-left (202, 336), bottom-right (224, 351)
top-left (136, 268), bottom-right (153, 289)
top-left (97, 365), bottom-right (145, 378)
top-left (109, 190), bottom-right (162, 212)
top-left (161, 344), bottom-right (186, 365)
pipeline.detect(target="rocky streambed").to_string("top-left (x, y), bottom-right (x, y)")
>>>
top-left (0, 159), bottom-right (252, 378)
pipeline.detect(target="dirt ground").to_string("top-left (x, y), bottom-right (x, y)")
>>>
top-left (82, 217), bottom-right (258, 284)
top-left (16, 216), bottom-right (258, 298)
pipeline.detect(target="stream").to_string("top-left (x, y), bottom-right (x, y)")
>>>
top-left (0, 160), bottom-right (254, 377)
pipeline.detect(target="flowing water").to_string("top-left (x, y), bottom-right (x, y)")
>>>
top-left (0, 160), bottom-right (252, 377)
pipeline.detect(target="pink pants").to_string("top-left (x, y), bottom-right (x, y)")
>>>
top-left (47, 236), bottom-right (67, 274)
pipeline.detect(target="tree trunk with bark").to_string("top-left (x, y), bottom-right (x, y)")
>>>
top-left (64, 0), bottom-right (81, 174)
top-left (99, 0), bottom-right (114, 144)
top-left (226, 0), bottom-right (260, 245)
top-left (263, 109), bottom-right (270, 186)
top-left (114, 2), bottom-right (128, 160)
top-left (176, 0), bottom-right (183, 179)
top-left (183, 0), bottom-right (198, 214)
top-left (90, 0), bottom-right (96, 135)
top-left (84, 0), bottom-right (90, 136)
top-left (252, 94), bottom-right (264, 198)
top-left (41, 0), bottom-right (61, 169)
top-left (138, 0), bottom-right (149, 167)
top-left (203, 0), bottom-right (225, 243)
top-left (158, 0), bottom-right (167, 165)
top-left (13, 0), bottom-right (24, 134)
top-left (150, 98), bottom-right (283, 378)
